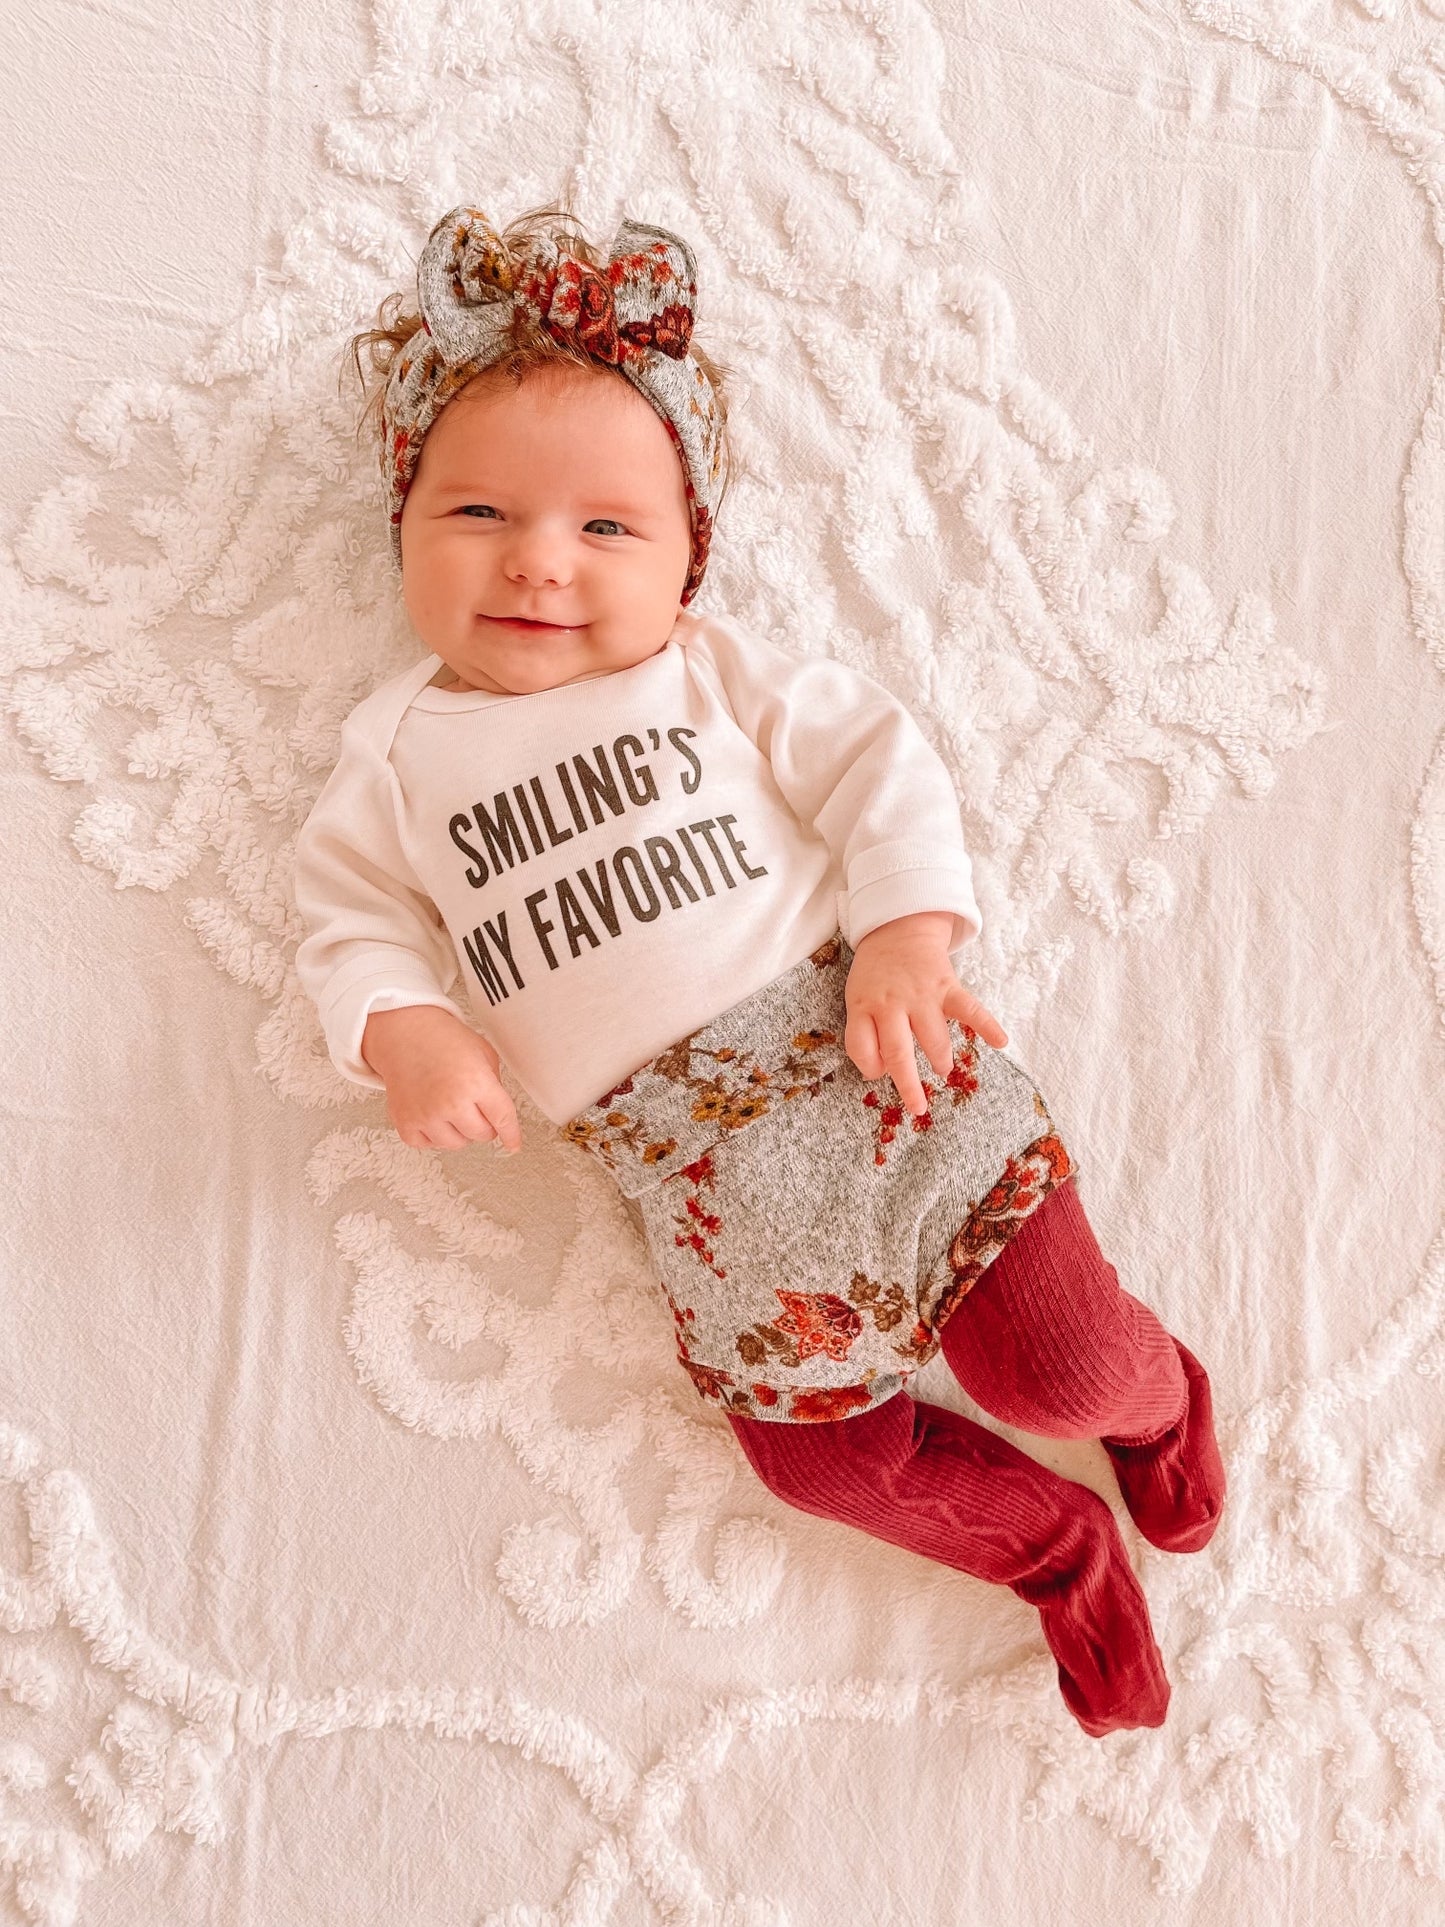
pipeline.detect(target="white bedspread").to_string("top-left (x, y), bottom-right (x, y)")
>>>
top-left (3, 1), bottom-right (1444, 1920)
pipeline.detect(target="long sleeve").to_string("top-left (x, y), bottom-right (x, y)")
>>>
top-left (690, 619), bottom-right (983, 952)
top-left (293, 715), bottom-right (472, 1090)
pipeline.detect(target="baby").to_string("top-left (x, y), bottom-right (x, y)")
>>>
top-left (294, 203), bottom-right (1227, 1740)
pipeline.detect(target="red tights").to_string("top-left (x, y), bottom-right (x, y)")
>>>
top-left (726, 1175), bottom-right (1226, 1738)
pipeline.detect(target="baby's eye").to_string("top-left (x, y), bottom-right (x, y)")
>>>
top-left (456, 506), bottom-right (627, 536)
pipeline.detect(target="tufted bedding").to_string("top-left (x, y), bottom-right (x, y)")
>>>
top-left (2, 1), bottom-right (1443, 1921)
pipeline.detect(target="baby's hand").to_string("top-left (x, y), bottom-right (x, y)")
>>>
top-left (360, 1005), bottom-right (522, 1154)
top-left (844, 912), bottom-right (1009, 1118)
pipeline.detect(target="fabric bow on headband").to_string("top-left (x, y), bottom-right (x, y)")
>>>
top-left (380, 207), bottom-right (724, 605)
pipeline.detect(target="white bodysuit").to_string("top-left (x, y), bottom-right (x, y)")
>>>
top-left (293, 608), bottom-right (984, 1127)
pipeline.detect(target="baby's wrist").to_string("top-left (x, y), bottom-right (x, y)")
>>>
top-left (855, 911), bottom-right (954, 950)
top-left (361, 1002), bottom-right (463, 1075)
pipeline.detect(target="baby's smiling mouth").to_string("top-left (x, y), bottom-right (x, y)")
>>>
top-left (481, 613), bottom-right (581, 631)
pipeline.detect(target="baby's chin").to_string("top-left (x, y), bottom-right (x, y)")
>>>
top-left (481, 635), bottom-right (674, 688)
top-left (445, 657), bottom-right (605, 695)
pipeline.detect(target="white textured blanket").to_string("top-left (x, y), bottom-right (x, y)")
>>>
top-left (3, 1), bottom-right (1444, 1921)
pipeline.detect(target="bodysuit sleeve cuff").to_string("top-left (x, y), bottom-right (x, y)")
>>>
top-left (840, 867), bottom-right (984, 955)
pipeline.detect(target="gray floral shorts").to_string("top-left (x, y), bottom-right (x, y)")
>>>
top-left (558, 932), bottom-right (1077, 1423)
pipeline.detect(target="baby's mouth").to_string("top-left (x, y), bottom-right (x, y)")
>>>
top-left (483, 613), bottom-right (581, 631)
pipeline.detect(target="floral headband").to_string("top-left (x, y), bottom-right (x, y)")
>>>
top-left (380, 206), bottom-right (724, 605)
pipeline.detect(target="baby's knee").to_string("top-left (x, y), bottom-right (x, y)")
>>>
top-left (967, 1372), bottom-right (1134, 1442)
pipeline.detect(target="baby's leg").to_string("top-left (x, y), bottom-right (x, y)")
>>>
top-left (727, 1391), bottom-right (1169, 1738)
top-left (937, 1175), bottom-right (1226, 1553)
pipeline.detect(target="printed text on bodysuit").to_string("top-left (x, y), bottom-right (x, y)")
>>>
top-left (443, 723), bottom-right (771, 1003)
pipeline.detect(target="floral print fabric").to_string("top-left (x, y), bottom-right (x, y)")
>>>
top-left (559, 933), bottom-right (1077, 1423)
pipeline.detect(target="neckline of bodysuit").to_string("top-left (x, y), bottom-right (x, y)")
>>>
top-left (409, 632), bottom-right (679, 712)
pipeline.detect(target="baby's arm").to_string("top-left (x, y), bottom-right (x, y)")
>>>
top-left (688, 617), bottom-right (985, 952)
top-left (294, 718), bottom-right (521, 1153)
top-left (688, 619), bottom-right (1005, 1112)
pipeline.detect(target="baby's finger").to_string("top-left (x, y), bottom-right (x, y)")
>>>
top-left (488, 1100), bottom-right (524, 1156)
top-left (946, 982), bottom-right (1008, 1049)
top-left (844, 1007), bottom-right (884, 1080)
top-left (909, 1003), bottom-right (956, 1079)
top-left (876, 1009), bottom-right (929, 1117)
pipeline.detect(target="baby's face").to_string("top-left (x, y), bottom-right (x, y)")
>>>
top-left (398, 360), bottom-right (693, 695)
